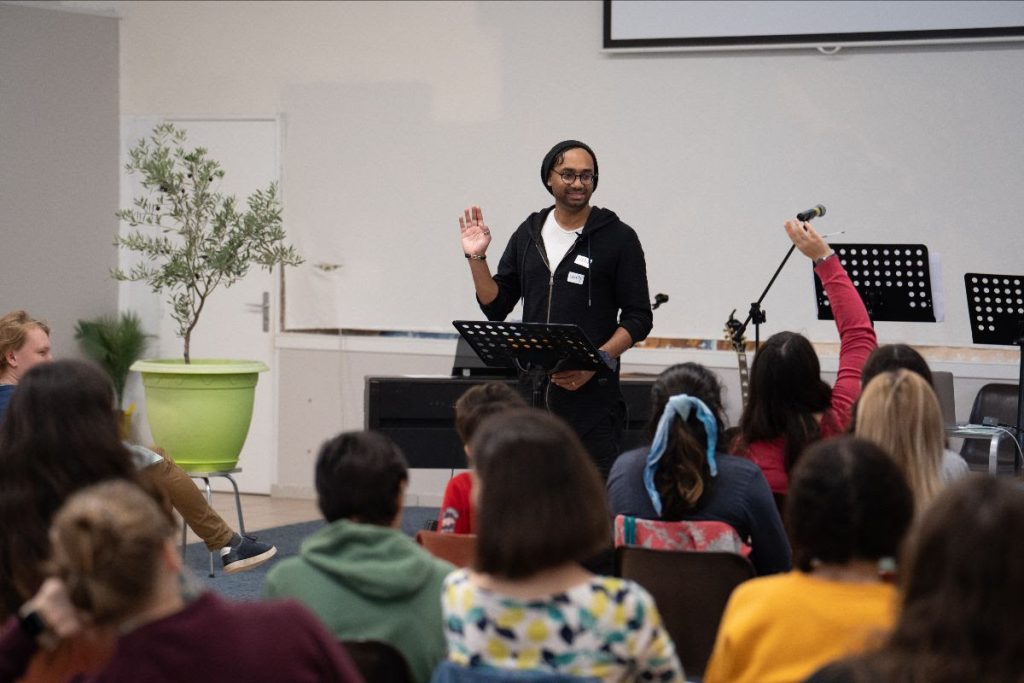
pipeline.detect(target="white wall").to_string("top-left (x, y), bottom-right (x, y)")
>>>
top-left (106, 1), bottom-right (1022, 498)
top-left (0, 4), bottom-right (120, 356)
top-left (113, 1), bottom-right (1024, 346)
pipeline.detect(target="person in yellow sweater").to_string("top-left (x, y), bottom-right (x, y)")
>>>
top-left (703, 436), bottom-right (914, 683)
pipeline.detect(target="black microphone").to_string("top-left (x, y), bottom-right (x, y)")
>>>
top-left (652, 293), bottom-right (669, 310)
top-left (796, 204), bottom-right (826, 222)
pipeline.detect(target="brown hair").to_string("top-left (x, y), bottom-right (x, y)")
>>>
top-left (647, 363), bottom-right (726, 516)
top-left (739, 331), bottom-right (831, 473)
top-left (454, 382), bottom-right (526, 445)
top-left (50, 480), bottom-right (175, 625)
top-left (855, 370), bottom-right (944, 512)
top-left (0, 360), bottom-right (139, 616)
top-left (0, 310), bottom-right (50, 371)
top-left (470, 408), bottom-right (610, 579)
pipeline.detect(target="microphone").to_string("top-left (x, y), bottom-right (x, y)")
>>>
top-left (652, 293), bottom-right (669, 310)
top-left (796, 204), bottom-right (826, 222)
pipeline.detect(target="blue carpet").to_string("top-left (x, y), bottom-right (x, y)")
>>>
top-left (184, 506), bottom-right (438, 601)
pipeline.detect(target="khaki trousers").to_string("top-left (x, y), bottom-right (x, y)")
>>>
top-left (139, 453), bottom-right (234, 551)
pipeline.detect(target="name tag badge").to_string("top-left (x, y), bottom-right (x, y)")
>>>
top-left (568, 272), bottom-right (585, 285)
top-left (574, 255), bottom-right (591, 269)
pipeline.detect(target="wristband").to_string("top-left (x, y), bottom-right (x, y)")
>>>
top-left (813, 251), bottom-right (836, 266)
top-left (464, 253), bottom-right (486, 261)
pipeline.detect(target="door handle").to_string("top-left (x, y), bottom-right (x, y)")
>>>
top-left (245, 291), bottom-right (270, 332)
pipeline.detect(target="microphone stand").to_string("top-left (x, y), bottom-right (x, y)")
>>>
top-left (728, 244), bottom-right (798, 351)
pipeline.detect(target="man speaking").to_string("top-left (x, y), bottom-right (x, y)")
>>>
top-left (458, 140), bottom-right (653, 477)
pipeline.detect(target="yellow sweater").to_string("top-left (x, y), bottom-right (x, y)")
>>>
top-left (703, 571), bottom-right (895, 683)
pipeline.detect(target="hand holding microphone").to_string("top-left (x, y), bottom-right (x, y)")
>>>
top-left (785, 216), bottom-right (833, 262)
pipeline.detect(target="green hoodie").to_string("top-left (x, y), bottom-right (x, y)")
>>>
top-left (263, 519), bottom-right (454, 683)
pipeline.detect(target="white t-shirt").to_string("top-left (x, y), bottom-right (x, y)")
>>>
top-left (541, 210), bottom-right (583, 271)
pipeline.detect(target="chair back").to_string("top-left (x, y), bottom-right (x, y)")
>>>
top-left (342, 639), bottom-right (414, 683)
top-left (617, 546), bottom-right (754, 678)
top-left (430, 660), bottom-right (598, 682)
top-left (613, 514), bottom-right (751, 557)
top-left (415, 529), bottom-right (477, 567)
top-left (931, 370), bottom-right (957, 426)
top-left (960, 383), bottom-right (1021, 473)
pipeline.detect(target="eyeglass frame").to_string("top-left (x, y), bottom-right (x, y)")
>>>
top-left (552, 169), bottom-right (597, 185)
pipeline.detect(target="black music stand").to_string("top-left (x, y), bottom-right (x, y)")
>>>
top-left (963, 272), bottom-right (1024, 451)
top-left (815, 244), bottom-right (937, 323)
top-left (452, 320), bottom-right (604, 408)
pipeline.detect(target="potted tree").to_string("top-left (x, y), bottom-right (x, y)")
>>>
top-left (115, 123), bottom-right (302, 471)
top-left (74, 311), bottom-right (154, 439)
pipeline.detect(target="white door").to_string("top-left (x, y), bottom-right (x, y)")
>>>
top-left (119, 117), bottom-right (279, 494)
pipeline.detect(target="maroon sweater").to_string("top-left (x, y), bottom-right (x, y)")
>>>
top-left (0, 592), bottom-right (364, 683)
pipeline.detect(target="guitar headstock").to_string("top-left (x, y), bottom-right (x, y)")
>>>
top-left (723, 309), bottom-right (746, 351)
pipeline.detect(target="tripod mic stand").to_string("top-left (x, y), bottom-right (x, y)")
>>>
top-left (726, 243), bottom-right (799, 351)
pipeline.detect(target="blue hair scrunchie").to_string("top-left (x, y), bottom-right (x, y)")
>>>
top-left (642, 394), bottom-right (719, 516)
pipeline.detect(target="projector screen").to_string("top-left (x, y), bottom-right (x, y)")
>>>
top-left (604, 0), bottom-right (1024, 51)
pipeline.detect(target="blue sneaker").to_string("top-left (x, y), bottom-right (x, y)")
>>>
top-left (220, 534), bottom-right (277, 574)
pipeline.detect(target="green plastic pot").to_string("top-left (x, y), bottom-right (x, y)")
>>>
top-left (131, 359), bottom-right (269, 472)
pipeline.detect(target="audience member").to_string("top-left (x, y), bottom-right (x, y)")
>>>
top-left (0, 360), bottom-right (143, 619)
top-left (736, 222), bottom-right (876, 493)
top-left (0, 310), bottom-right (52, 417)
top-left (856, 343), bottom-right (968, 481)
top-left (0, 480), bottom-right (362, 682)
top-left (442, 408), bottom-right (684, 681)
top-left (0, 311), bottom-right (275, 574)
top-left (263, 430), bottom-right (451, 683)
top-left (438, 382), bottom-right (527, 534)
top-left (855, 369), bottom-right (966, 511)
top-left (703, 436), bottom-right (913, 683)
top-left (806, 475), bottom-right (1024, 683)
top-left (607, 362), bottom-right (791, 574)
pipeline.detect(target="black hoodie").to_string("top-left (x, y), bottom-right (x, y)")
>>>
top-left (479, 205), bottom-right (653, 434)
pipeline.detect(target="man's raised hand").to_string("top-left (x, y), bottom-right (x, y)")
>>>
top-left (459, 205), bottom-right (492, 258)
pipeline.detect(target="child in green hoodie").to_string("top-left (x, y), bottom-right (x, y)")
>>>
top-left (263, 431), bottom-right (453, 683)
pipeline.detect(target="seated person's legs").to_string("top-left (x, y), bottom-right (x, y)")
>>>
top-left (137, 448), bottom-right (276, 573)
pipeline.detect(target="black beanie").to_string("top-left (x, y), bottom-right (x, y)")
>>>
top-left (540, 140), bottom-right (598, 195)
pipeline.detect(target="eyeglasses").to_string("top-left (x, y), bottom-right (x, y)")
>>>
top-left (553, 169), bottom-right (597, 185)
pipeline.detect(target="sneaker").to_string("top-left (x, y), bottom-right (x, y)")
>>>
top-left (220, 534), bottom-right (277, 574)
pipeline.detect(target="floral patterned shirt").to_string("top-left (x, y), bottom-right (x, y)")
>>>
top-left (442, 569), bottom-right (684, 682)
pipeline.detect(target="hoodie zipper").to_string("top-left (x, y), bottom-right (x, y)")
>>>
top-left (534, 234), bottom-right (584, 323)
top-left (534, 242), bottom-right (554, 322)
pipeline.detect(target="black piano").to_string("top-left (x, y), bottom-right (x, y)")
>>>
top-left (365, 338), bottom-right (657, 468)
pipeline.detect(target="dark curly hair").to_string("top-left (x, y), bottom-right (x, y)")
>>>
top-left (787, 436), bottom-right (914, 573)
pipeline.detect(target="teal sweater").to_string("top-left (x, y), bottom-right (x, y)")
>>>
top-left (263, 520), bottom-right (453, 683)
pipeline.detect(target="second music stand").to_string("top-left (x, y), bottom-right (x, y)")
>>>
top-left (963, 272), bottom-right (1024, 465)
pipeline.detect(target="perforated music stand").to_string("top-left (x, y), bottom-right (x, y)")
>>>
top-left (815, 244), bottom-right (937, 322)
top-left (452, 320), bottom-right (603, 407)
top-left (963, 272), bottom-right (1024, 456)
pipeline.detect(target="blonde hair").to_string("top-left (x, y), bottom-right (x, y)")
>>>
top-left (855, 369), bottom-right (945, 512)
top-left (0, 310), bottom-right (50, 370)
top-left (49, 480), bottom-right (175, 625)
